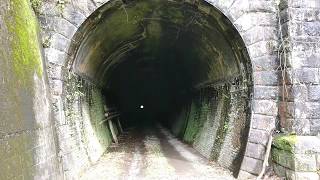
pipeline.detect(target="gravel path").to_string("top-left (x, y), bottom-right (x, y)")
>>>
top-left (79, 126), bottom-right (235, 180)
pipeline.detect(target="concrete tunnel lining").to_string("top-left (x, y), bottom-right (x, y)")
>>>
top-left (65, 0), bottom-right (253, 177)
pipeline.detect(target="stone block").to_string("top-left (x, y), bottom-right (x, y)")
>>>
top-left (306, 102), bottom-right (320, 119)
top-left (248, 40), bottom-right (278, 58)
top-left (248, 129), bottom-right (269, 145)
top-left (272, 147), bottom-right (295, 168)
top-left (292, 118), bottom-right (311, 135)
top-left (251, 114), bottom-right (276, 131)
top-left (228, 0), bottom-right (249, 21)
top-left (253, 71), bottom-right (279, 86)
top-left (293, 101), bottom-right (308, 119)
top-left (62, 4), bottom-right (86, 27)
top-left (308, 85), bottom-right (320, 101)
top-left (286, 170), bottom-right (320, 180)
top-left (54, 17), bottom-right (77, 39)
top-left (207, 0), bottom-right (234, 13)
top-left (304, 53), bottom-right (320, 68)
top-left (248, 0), bottom-right (276, 13)
top-left (253, 85), bottom-right (279, 100)
top-left (234, 13), bottom-right (253, 32)
top-left (238, 170), bottom-right (257, 179)
top-left (51, 95), bottom-right (66, 126)
top-left (294, 136), bottom-right (320, 154)
top-left (245, 142), bottom-right (266, 160)
top-left (293, 153), bottom-right (318, 171)
top-left (287, 68), bottom-right (320, 84)
top-left (273, 163), bottom-right (287, 177)
top-left (252, 100), bottom-right (278, 116)
top-left (292, 84), bottom-right (308, 101)
top-left (303, 21), bottom-right (320, 37)
top-left (251, 55), bottom-right (278, 71)
top-left (50, 33), bottom-right (71, 53)
top-left (241, 156), bottom-right (263, 175)
top-left (49, 80), bottom-right (63, 95)
top-left (39, 1), bottom-right (60, 16)
top-left (45, 48), bottom-right (67, 66)
top-left (47, 63), bottom-right (63, 80)
top-left (288, 0), bottom-right (320, 8)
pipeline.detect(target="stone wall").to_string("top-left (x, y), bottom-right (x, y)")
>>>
top-left (279, 0), bottom-right (320, 136)
top-left (271, 0), bottom-right (320, 179)
top-left (0, 0), bottom-right (61, 179)
top-left (53, 71), bottom-right (113, 179)
top-left (272, 135), bottom-right (320, 179)
top-left (169, 81), bottom-right (250, 176)
top-left (36, 0), bottom-right (116, 179)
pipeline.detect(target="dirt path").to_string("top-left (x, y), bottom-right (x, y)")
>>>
top-left (79, 126), bottom-right (235, 180)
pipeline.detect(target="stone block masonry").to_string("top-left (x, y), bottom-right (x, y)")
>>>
top-left (272, 135), bottom-right (320, 179)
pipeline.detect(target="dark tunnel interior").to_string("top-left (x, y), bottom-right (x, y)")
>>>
top-left (70, 0), bottom-right (252, 174)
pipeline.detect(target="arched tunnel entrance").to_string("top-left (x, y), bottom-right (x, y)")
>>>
top-left (68, 0), bottom-right (253, 178)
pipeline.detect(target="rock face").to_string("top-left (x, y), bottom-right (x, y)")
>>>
top-left (0, 0), bottom-right (319, 179)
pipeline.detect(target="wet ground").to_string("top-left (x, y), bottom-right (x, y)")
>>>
top-left (79, 126), bottom-right (235, 180)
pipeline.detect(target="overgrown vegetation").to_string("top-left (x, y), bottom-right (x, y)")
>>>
top-left (30, 0), bottom-right (42, 14)
top-left (57, 0), bottom-right (67, 13)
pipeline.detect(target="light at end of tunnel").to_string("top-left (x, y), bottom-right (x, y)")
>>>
top-left (140, 105), bottom-right (144, 109)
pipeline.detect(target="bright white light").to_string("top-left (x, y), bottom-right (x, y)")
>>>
top-left (140, 105), bottom-right (144, 109)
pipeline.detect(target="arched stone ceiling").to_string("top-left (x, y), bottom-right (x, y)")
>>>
top-left (73, 0), bottom-right (248, 89)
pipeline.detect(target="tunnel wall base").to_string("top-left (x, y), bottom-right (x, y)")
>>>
top-left (169, 83), bottom-right (250, 176)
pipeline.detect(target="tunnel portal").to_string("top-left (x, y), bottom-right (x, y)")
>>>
top-left (69, 0), bottom-right (252, 177)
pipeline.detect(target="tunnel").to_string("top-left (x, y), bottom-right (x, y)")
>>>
top-left (67, 0), bottom-right (253, 178)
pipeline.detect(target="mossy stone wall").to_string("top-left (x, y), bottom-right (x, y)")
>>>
top-left (0, 0), bottom-right (61, 179)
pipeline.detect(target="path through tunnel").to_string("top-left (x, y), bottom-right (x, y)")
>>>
top-left (69, 0), bottom-right (253, 178)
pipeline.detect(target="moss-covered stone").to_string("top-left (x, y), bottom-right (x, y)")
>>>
top-left (273, 134), bottom-right (297, 153)
top-left (6, 0), bottom-right (43, 85)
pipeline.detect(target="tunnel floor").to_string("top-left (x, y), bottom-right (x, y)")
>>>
top-left (79, 125), bottom-right (235, 180)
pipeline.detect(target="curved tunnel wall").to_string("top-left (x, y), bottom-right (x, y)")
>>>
top-left (68, 0), bottom-right (252, 176)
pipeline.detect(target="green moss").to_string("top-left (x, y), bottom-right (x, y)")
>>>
top-left (273, 134), bottom-right (297, 153)
top-left (183, 101), bottom-right (200, 143)
top-left (6, 0), bottom-right (43, 84)
top-left (30, 0), bottom-right (42, 14)
top-left (89, 88), bottom-right (112, 147)
top-left (183, 97), bottom-right (211, 144)
top-left (210, 89), bottom-right (231, 160)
